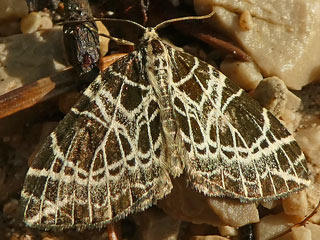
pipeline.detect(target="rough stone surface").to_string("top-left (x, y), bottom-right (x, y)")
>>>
top-left (252, 76), bottom-right (288, 117)
top-left (191, 236), bottom-right (229, 240)
top-left (220, 58), bottom-right (263, 90)
top-left (305, 223), bottom-right (320, 240)
top-left (96, 21), bottom-right (110, 57)
top-left (282, 190), bottom-right (309, 219)
top-left (0, 28), bottom-right (68, 96)
top-left (0, 0), bottom-right (28, 21)
top-left (295, 125), bottom-right (320, 166)
top-left (207, 198), bottom-right (259, 227)
top-left (218, 226), bottom-right (238, 237)
top-left (158, 177), bottom-right (259, 228)
top-left (255, 212), bottom-right (296, 240)
top-left (195, 0), bottom-right (320, 90)
top-left (292, 226), bottom-right (312, 240)
top-left (20, 12), bottom-right (53, 34)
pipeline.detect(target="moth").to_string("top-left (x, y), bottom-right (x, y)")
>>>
top-left (21, 13), bottom-right (310, 230)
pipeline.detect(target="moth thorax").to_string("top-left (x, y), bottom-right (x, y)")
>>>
top-left (144, 39), bottom-right (172, 100)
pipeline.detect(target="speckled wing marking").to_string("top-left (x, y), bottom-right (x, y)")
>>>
top-left (21, 26), bottom-right (310, 231)
top-left (168, 47), bottom-right (310, 201)
top-left (21, 52), bottom-right (172, 230)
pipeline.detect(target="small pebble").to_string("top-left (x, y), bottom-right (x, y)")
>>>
top-left (20, 12), bottom-right (42, 34)
top-left (218, 226), bottom-right (238, 237)
top-left (20, 12), bottom-right (53, 34)
top-left (239, 10), bottom-right (255, 31)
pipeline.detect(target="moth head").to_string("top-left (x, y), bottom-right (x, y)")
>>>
top-left (140, 28), bottom-right (160, 43)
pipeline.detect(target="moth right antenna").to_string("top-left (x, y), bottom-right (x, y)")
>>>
top-left (154, 10), bottom-right (215, 31)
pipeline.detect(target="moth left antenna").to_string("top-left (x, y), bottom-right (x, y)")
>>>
top-left (60, 17), bottom-right (147, 46)
top-left (60, 17), bottom-right (146, 30)
top-left (92, 17), bottom-right (147, 31)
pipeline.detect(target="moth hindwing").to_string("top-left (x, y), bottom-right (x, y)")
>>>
top-left (21, 26), bottom-right (310, 230)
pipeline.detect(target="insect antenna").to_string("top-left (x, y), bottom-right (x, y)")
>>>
top-left (59, 17), bottom-right (146, 46)
top-left (154, 10), bottom-right (215, 31)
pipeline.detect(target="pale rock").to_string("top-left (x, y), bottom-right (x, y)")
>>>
top-left (282, 190), bottom-right (309, 219)
top-left (239, 10), bottom-right (255, 31)
top-left (295, 114), bottom-right (319, 129)
top-left (283, 186), bottom-right (320, 223)
top-left (158, 177), bottom-right (227, 227)
top-left (274, 233), bottom-right (293, 240)
top-left (294, 125), bottom-right (320, 166)
top-left (251, 76), bottom-right (288, 117)
top-left (306, 187), bottom-right (320, 223)
top-left (289, 175), bottom-right (320, 224)
top-left (255, 212), bottom-right (296, 240)
top-left (305, 223), bottom-right (320, 240)
top-left (21, 12), bottom-right (54, 34)
top-left (220, 58), bottom-right (263, 90)
top-left (20, 12), bottom-right (42, 34)
top-left (194, 0), bottom-right (320, 90)
top-left (191, 236), bottom-right (229, 240)
top-left (0, 0), bottom-right (29, 36)
top-left (0, 28), bottom-right (68, 96)
top-left (207, 198), bottom-right (259, 227)
top-left (158, 177), bottom-right (259, 228)
top-left (218, 226), bottom-right (238, 237)
top-left (280, 91), bottom-right (302, 133)
top-left (251, 76), bottom-right (302, 132)
top-left (0, 0), bottom-right (28, 21)
top-left (38, 12), bottom-right (53, 30)
top-left (260, 199), bottom-right (281, 209)
top-left (285, 89), bottom-right (302, 113)
top-left (96, 21), bottom-right (110, 56)
top-left (292, 226), bottom-right (312, 240)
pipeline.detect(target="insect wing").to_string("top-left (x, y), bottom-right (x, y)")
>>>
top-left (168, 47), bottom-right (309, 201)
top-left (21, 52), bottom-right (172, 230)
